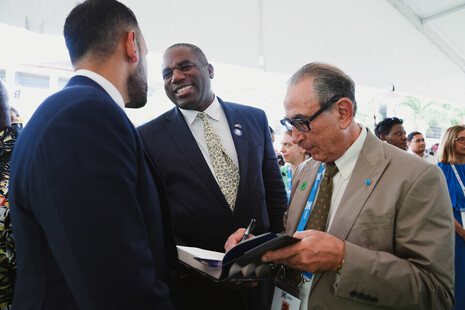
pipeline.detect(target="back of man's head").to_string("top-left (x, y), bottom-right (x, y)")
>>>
top-left (407, 131), bottom-right (422, 143)
top-left (287, 62), bottom-right (357, 116)
top-left (64, 0), bottom-right (139, 67)
top-left (374, 117), bottom-right (403, 138)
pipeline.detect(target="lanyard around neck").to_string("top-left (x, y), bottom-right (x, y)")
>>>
top-left (451, 163), bottom-right (465, 209)
top-left (296, 164), bottom-right (325, 232)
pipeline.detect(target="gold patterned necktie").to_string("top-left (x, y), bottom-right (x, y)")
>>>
top-left (305, 162), bottom-right (339, 231)
top-left (197, 112), bottom-right (240, 210)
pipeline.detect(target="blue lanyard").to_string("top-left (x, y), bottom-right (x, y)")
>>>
top-left (291, 164), bottom-right (324, 280)
top-left (451, 163), bottom-right (465, 212)
top-left (286, 166), bottom-right (292, 203)
top-left (296, 164), bottom-right (324, 232)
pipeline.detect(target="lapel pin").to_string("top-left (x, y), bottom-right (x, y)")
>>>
top-left (234, 124), bottom-right (242, 128)
top-left (300, 182), bottom-right (307, 191)
top-left (365, 179), bottom-right (371, 186)
top-left (233, 128), bottom-right (242, 136)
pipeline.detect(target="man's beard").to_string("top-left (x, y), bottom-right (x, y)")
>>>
top-left (126, 60), bottom-right (148, 109)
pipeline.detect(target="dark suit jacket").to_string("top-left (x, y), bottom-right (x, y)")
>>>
top-left (138, 98), bottom-right (287, 252)
top-left (284, 129), bottom-right (455, 310)
top-left (9, 76), bottom-right (179, 309)
top-left (138, 98), bottom-right (286, 310)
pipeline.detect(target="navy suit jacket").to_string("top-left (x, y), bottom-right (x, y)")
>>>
top-left (10, 76), bottom-right (178, 309)
top-left (138, 98), bottom-right (287, 252)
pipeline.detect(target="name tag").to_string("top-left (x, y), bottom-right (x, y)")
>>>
top-left (271, 287), bottom-right (301, 310)
top-left (461, 211), bottom-right (465, 227)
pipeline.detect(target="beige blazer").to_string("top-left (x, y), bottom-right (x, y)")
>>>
top-left (284, 129), bottom-right (455, 310)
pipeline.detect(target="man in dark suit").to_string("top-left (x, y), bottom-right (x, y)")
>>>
top-left (9, 1), bottom-right (178, 309)
top-left (138, 43), bottom-right (287, 309)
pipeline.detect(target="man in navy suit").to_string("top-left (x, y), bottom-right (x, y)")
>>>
top-left (138, 43), bottom-right (287, 310)
top-left (9, 1), bottom-right (178, 309)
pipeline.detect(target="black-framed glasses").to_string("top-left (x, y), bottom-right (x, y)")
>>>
top-left (280, 95), bottom-right (343, 132)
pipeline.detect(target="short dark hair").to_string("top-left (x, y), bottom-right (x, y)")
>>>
top-left (288, 62), bottom-right (357, 115)
top-left (374, 117), bottom-right (403, 138)
top-left (165, 43), bottom-right (209, 65)
top-left (407, 131), bottom-right (422, 142)
top-left (64, 0), bottom-right (140, 66)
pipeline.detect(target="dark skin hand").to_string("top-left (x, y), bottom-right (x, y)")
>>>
top-left (224, 228), bottom-right (257, 288)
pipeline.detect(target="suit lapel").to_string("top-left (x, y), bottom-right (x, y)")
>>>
top-left (164, 108), bottom-right (227, 205)
top-left (328, 131), bottom-right (390, 239)
top-left (311, 130), bottom-right (390, 288)
top-left (285, 160), bottom-right (322, 235)
top-left (220, 99), bottom-right (248, 211)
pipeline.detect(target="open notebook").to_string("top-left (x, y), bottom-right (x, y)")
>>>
top-left (177, 232), bottom-right (300, 282)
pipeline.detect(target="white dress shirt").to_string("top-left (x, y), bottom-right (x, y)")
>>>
top-left (178, 97), bottom-right (239, 181)
top-left (74, 69), bottom-right (125, 112)
top-left (328, 125), bottom-right (367, 230)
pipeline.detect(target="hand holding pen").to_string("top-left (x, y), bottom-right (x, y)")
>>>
top-left (241, 218), bottom-right (256, 242)
top-left (224, 218), bottom-right (257, 252)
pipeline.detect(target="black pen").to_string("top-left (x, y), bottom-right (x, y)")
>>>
top-left (241, 218), bottom-right (256, 242)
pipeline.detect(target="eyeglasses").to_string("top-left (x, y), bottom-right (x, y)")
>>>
top-left (280, 96), bottom-right (343, 132)
top-left (455, 137), bottom-right (465, 144)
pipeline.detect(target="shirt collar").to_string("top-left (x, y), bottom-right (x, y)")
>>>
top-left (179, 96), bottom-right (220, 126)
top-left (74, 69), bottom-right (125, 111)
top-left (334, 125), bottom-right (367, 179)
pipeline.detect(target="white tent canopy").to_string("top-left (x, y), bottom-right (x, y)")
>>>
top-left (1, 0), bottom-right (464, 123)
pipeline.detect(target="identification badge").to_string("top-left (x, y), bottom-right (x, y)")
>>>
top-left (271, 287), bottom-right (301, 310)
top-left (461, 211), bottom-right (465, 227)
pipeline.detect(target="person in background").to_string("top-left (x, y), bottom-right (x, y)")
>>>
top-left (374, 117), bottom-right (408, 151)
top-left (280, 129), bottom-right (308, 201)
top-left (138, 43), bottom-right (287, 310)
top-left (9, 1), bottom-right (179, 308)
top-left (430, 142), bottom-right (439, 157)
top-left (437, 125), bottom-right (465, 310)
top-left (270, 126), bottom-right (284, 166)
top-left (9, 107), bottom-right (21, 126)
top-left (407, 131), bottom-right (435, 163)
top-left (0, 81), bottom-right (21, 310)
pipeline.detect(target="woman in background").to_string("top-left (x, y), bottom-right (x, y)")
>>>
top-left (437, 125), bottom-right (465, 310)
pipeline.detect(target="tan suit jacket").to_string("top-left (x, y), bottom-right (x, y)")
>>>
top-left (284, 129), bottom-right (455, 310)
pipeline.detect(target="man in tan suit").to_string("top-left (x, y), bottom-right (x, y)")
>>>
top-left (259, 63), bottom-right (455, 309)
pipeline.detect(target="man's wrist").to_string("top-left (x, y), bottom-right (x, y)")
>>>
top-left (334, 240), bottom-right (345, 272)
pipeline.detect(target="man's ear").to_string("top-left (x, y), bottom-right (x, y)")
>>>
top-left (336, 98), bottom-right (353, 130)
top-left (207, 63), bottom-right (214, 79)
top-left (125, 30), bottom-right (138, 63)
top-left (380, 135), bottom-right (387, 142)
